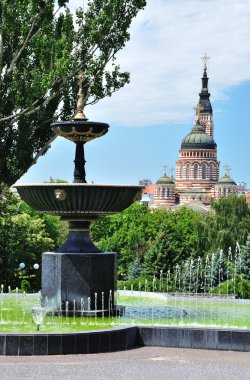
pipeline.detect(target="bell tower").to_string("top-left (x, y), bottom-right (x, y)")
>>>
top-left (199, 53), bottom-right (214, 137)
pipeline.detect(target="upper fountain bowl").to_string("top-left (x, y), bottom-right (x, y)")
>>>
top-left (15, 183), bottom-right (143, 219)
top-left (51, 120), bottom-right (109, 143)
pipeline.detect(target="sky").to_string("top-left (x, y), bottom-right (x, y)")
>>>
top-left (18, 0), bottom-right (250, 187)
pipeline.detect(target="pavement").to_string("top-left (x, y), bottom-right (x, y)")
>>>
top-left (0, 347), bottom-right (249, 380)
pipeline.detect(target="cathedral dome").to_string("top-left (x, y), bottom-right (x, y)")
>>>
top-left (156, 175), bottom-right (174, 185)
top-left (181, 120), bottom-right (216, 150)
top-left (217, 174), bottom-right (237, 185)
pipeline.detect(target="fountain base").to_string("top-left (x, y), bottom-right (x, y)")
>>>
top-left (42, 251), bottom-right (117, 313)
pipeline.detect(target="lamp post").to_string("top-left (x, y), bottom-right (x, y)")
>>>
top-left (18, 263), bottom-right (40, 292)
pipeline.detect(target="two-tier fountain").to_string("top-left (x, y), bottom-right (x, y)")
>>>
top-left (15, 73), bottom-right (143, 315)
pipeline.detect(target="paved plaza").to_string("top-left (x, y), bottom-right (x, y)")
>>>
top-left (0, 347), bottom-right (249, 380)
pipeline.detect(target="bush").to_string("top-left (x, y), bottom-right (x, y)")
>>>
top-left (211, 275), bottom-right (250, 299)
top-left (20, 280), bottom-right (31, 293)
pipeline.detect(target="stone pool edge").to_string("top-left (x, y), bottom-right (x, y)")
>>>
top-left (0, 326), bottom-right (249, 355)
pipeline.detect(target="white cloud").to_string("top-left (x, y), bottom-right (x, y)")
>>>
top-left (68, 0), bottom-right (250, 127)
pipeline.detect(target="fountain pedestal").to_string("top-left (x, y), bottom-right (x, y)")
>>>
top-left (15, 183), bottom-right (142, 314)
top-left (42, 251), bottom-right (118, 314)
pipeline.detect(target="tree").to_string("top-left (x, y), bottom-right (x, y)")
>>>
top-left (91, 204), bottom-right (204, 278)
top-left (0, 189), bottom-right (67, 290)
top-left (205, 195), bottom-right (250, 253)
top-left (91, 203), bottom-right (171, 277)
top-left (142, 208), bottom-right (203, 276)
top-left (240, 235), bottom-right (250, 280)
top-left (0, 0), bottom-right (146, 189)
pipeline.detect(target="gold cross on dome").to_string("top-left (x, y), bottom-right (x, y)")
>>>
top-left (163, 164), bottom-right (167, 176)
top-left (201, 53), bottom-right (210, 70)
top-left (223, 164), bottom-right (231, 176)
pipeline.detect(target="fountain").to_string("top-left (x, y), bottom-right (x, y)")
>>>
top-left (15, 73), bottom-right (143, 316)
top-left (0, 74), bottom-right (249, 355)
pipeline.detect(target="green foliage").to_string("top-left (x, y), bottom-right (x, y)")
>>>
top-left (201, 195), bottom-right (250, 254)
top-left (20, 279), bottom-right (31, 293)
top-left (240, 234), bottom-right (250, 279)
top-left (91, 197), bottom-right (250, 284)
top-left (127, 257), bottom-right (142, 279)
top-left (91, 203), bottom-right (171, 277)
top-left (0, 190), bottom-right (67, 290)
top-left (44, 177), bottom-right (68, 183)
top-left (211, 276), bottom-right (250, 299)
top-left (0, 0), bottom-right (146, 188)
top-left (142, 208), bottom-right (203, 276)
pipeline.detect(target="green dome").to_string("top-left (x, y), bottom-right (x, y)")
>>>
top-left (181, 121), bottom-right (216, 150)
top-left (156, 175), bottom-right (175, 185)
top-left (217, 175), bottom-right (237, 185)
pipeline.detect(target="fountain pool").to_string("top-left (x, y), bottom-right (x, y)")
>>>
top-left (0, 291), bottom-right (249, 333)
top-left (0, 290), bottom-right (249, 355)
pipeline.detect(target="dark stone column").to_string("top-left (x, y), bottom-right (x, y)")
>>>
top-left (56, 221), bottom-right (101, 253)
top-left (73, 142), bottom-right (86, 183)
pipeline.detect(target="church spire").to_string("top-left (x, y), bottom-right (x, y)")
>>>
top-left (201, 53), bottom-right (209, 92)
top-left (199, 53), bottom-right (212, 114)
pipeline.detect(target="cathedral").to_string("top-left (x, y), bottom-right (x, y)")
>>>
top-left (150, 55), bottom-right (239, 211)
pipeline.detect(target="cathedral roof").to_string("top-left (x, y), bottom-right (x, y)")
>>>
top-left (217, 174), bottom-right (237, 185)
top-left (181, 120), bottom-right (216, 150)
top-left (156, 175), bottom-right (175, 185)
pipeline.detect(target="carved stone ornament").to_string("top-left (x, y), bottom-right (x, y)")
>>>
top-left (54, 189), bottom-right (67, 201)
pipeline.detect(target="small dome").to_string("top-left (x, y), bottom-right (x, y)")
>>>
top-left (181, 121), bottom-right (216, 150)
top-left (217, 174), bottom-right (237, 185)
top-left (156, 175), bottom-right (175, 185)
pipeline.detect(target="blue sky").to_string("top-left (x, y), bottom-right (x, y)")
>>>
top-left (18, 0), bottom-right (250, 187)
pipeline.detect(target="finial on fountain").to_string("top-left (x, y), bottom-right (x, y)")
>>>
top-left (73, 72), bottom-right (88, 120)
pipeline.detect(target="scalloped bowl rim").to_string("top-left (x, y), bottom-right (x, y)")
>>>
top-left (15, 183), bottom-right (144, 188)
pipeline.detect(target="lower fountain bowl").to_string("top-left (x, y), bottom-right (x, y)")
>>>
top-left (15, 183), bottom-right (143, 218)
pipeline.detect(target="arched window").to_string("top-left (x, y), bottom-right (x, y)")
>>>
top-left (210, 164), bottom-right (213, 179)
top-left (186, 164), bottom-right (190, 178)
top-left (194, 164), bottom-right (198, 179)
top-left (180, 166), bottom-right (183, 178)
top-left (202, 164), bottom-right (206, 179)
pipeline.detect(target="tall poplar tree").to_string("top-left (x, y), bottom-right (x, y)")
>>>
top-left (0, 0), bottom-right (146, 189)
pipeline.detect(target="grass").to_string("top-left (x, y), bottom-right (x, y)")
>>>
top-left (0, 292), bottom-right (249, 333)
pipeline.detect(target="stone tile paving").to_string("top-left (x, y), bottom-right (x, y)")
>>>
top-left (0, 346), bottom-right (249, 380)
